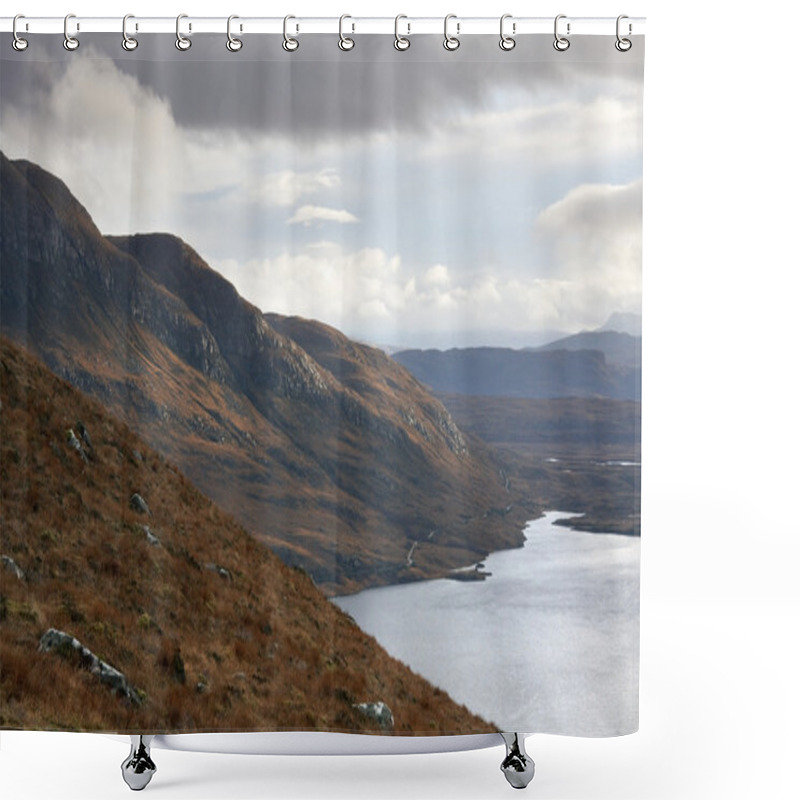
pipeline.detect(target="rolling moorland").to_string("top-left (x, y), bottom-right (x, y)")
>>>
top-left (0, 152), bottom-right (532, 596)
top-left (0, 336), bottom-right (496, 734)
top-left (393, 330), bottom-right (641, 536)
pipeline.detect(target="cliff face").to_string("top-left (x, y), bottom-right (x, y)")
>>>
top-left (0, 335), bottom-right (496, 734)
top-left (1, 153), bottom-right (529, 594)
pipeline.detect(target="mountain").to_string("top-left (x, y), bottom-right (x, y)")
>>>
top-left (393, 347), bottom-right (640, 401)
top-left (0, 153), bottom-right (527, 594)
top-left (598, 312), bottom-right (642, 337)
top-left (0, 336), bottom-right (494, 734)
top-left (535, 329), bottom-right (641, 369)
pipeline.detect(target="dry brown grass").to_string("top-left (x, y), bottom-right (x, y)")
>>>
top-left (1, 336), bottom-right (496, 735)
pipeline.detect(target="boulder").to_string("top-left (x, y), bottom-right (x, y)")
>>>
top-left (205, 563), bottom-right (232, 581)
top-left (75, 420), bottom-right (92, 450)
top-left (130, 493), bottom-right (151, 515)
top-left (2, 554), bottom-right (25, 581)
top-left (65, 428), bottom-right (88, 463)
top-left (353, 701), bottom-right (395, 731)
top-left (38, 628), bottom-right (142, 705)
top-left (140, 525), bottom-right (161, 546)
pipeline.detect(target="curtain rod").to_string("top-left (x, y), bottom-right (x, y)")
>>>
top-left (0, 16), bottom-right (646, 37)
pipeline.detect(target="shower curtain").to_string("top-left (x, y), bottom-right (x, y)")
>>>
top-left (0, 22), bottom-right (643, 740)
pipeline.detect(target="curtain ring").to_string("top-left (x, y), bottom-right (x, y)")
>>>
top-left (122, 14), bottom-right (138, 51)
top-left (553, 14), bottom-right (570, 51)
top-left (615, 15), bottom-right (632, 52)
top-left (499, 14), bottom-right (516, 51)
top-left (226, 14), bottom-right (243, 52)
top-left (175, 13), bottom-right (192, 51)
top-left (394, 14), bottom-right (410, 51)
top-left (283, 15), bottom-right (299, 51)
top-left (12, 14), bottom-right (29, 52)
top-left (443, 14), bottom-right (460, 51)
top-left (63, 13), bottom-right (79, 51)
top-left (338, 14), bottom-right (355, 51)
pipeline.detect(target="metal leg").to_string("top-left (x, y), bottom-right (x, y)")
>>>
top-left (500, 733), bottom-right (535, 790)
top-left (121, 735), bottom-right (157, 791)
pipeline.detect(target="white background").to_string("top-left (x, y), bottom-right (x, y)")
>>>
top-left (2, 1), bottom-right (799, 798)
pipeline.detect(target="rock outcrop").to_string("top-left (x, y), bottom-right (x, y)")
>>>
top-left (38, 628), bottom-right (142, 706)
top-left (2, 554), bottom-right (25, 581)
top-left (354, 701), bottom-right (395, 731)
top-left (129, 493), bottom-right (151, 515)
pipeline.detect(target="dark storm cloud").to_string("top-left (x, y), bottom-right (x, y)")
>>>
top-left (1, 33), bottom-right (643, 142)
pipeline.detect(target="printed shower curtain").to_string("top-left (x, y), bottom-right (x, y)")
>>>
top-left (1, 23), bottom-right (643, 740)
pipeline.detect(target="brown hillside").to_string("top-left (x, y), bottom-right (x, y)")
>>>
top-left (0, 336), bottom-right (495, 735)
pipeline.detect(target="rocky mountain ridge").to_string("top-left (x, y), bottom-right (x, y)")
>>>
top-left (0, 152), bottom-right (529, 594)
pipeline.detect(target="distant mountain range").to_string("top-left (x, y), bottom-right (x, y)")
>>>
top-left (0, 153), bottom-right (527, 594)
top-left (393, 343), bottom-right (640, 401)
top-left (598, 312), bottom-right (642, 337)
top-left (393, 312), bottom-right (641, 401)
top-left (534, 329), bottom-right (641, 370)
top-left (0, 335), bottom-right (494, 734)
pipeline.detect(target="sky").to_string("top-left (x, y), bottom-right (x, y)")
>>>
top-left (0, 33), bottom-right (643, 348)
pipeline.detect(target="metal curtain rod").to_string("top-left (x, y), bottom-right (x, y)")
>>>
top-left (0, 16), bottom-right (646, 36)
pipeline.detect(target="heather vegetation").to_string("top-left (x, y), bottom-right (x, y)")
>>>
top-left (0, 337), bottom-right (495, 734)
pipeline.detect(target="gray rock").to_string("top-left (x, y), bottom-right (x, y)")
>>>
top-left (353, 701), bottom-right (394, 731)
top-left (140, 525), bottom-right (161, 547)
top-left (75, 421), bottom-right (92, 450)
top-left (205, 563), bottom-right (232, 581)
top-left (38, 628), bottom-right (142, 706)
top-left (132, 449), bottom-right (143, 462)
top-left (65, 428), bottom-right (88, 463)
top-left (2, 555), bottom-right (25, 581)
top-left (130, 493), bottom-right (150, 515)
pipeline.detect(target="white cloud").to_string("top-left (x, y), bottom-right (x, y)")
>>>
top-left (287, 206), bottom-right (359, 226)
top-left (213, 242), bottom-right (608, 343)
top-left (423, 264), bottom-right (451, 287)
top-left (247, 169), bottom-right (341, 207)
top-left (533, 179), bottom-right (643, 326)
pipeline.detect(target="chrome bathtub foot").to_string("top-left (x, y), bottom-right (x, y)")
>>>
top-left (500, 733), bottom-right (535, 790)
top-left (121, 735), bottom-right (157, 791)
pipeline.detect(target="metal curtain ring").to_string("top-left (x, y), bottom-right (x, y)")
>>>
top-left (12, 14), bottom-right (28, 51)
top-left (553, 14), bottom-right (570, 51)
top-left (499, 14), bottom-right (516, 51)
top-left (63, 13), bottom-right (79, 51)
top-left (122, 14), bottom-right (138, 51)
top-left (615, 14), bottom-right (632, 51)
top-left (283, 15), bottom-right (299, 51)
top-left (443, 14), bottom-right (460, 51)
top-left (226, 14), bottom-right (242, 51)
top-left (394, 14), bottom-right (410, 51)
top-left (176, 13), bottom-right (191, 51)
top-left (339, 14), bottom-right (355, 51)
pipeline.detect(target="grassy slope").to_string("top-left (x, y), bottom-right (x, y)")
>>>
top-left (0, 337), bottom-right (494, 735)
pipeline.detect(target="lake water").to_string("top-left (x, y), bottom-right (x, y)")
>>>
top-left (333, 512), bottom-right (640, 736)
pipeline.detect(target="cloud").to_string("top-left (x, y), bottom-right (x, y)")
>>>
top-left (533, 179), bottom-right (643, 325)
top-left (212, 238), bottom-right (620, 346)
top-left (416, 96), bottom-right (642, 166)
top-left (247, 169), bottom-right (341, 207)
top-left (287, 206), bottom-right (359, 226)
